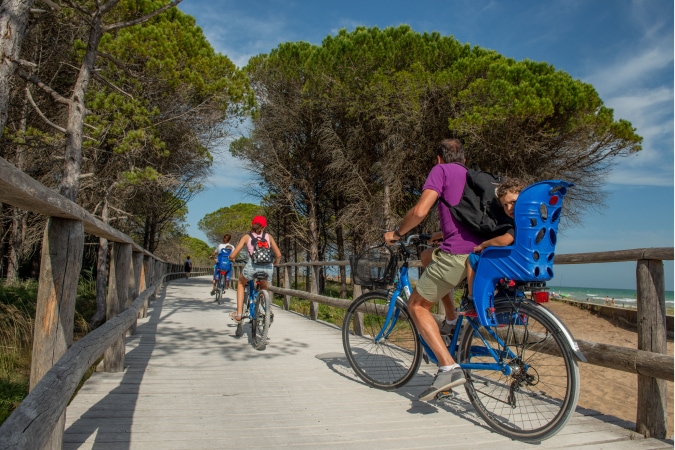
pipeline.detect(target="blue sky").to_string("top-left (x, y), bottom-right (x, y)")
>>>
top-left (178, 0), bottom-right (674, 290)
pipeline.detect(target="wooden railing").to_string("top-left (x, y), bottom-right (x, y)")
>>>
top-left (270, 248), bottom-right (673, 439)
top-left (0, 155), bottom-right (194, 449)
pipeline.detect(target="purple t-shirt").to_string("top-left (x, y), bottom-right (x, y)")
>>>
top-left (422, 163), bottom-right (482, 254)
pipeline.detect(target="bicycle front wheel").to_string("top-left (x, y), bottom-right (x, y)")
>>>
top-left (252, 290), bottom-right (272, 350)
top-left (342, 291), bottom-right (422, 390)
top-left (458, 299), bottom-right (580, 442)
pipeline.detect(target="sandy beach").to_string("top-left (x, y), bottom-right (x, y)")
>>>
top-left (544, 300), bottom-right (674, 437)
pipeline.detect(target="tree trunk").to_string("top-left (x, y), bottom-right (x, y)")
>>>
top-left (91, 196), bottom-right (111, 327)
top-left (0, 0), bottom-right (36, 137)
top-left (6, 208), bottom-right (26, 282)
top-left (383, 181), bottom-right (392, 229)
top-left (91, 236), bottom-right (109, 327)
top-left (6, 88), bottom-right (29, 283)
top-left (336, 224), bottom-right (347, 298)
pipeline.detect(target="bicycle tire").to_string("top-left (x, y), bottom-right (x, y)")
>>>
top-left (252, 290), bottom-right (272, 350)
top-left (458, 299), bottom-right (580, 442)
top-left (215, 282), bottom-right (222, 305)
top-left (342, 291), bottom-right (422, 389)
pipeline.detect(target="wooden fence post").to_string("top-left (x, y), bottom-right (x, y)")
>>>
top-left (351, 281), bottom-right (363, 334)
top-left (103, 243), bottom-right (131, 372)
top-left (128, 251), bottom-right (143, 334)
top-left (29, 217), bottom-right (84, 449)
top-left (635, 259), bottom-right (668, 438)
top-left (309, 265), bottom-right (319, 320)
top-left (283, 266), bottom-right (291, 310)
top-left (140, 255), bottom-right (151, 317)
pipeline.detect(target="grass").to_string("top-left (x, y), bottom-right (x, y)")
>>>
top-left (0, 275), bottom-right (98, 425)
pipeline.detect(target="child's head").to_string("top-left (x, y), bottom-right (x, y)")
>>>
top-left (496, 178), bottom-right (527, 218)
top-left (251, 215), bottom-right (267, 233)
top-left (222, 234), bottom-right (231, 243)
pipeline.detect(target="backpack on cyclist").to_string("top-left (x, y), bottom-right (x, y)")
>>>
top-left (216, 246), bottom-right (233, 271)
top-left (249, 231), bottom-right (274, 264)
top-left (439, 165), bottom-right (512, 239)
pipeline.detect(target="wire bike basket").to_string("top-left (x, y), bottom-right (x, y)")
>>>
top-left (349, 244), bottom-right (398, 287)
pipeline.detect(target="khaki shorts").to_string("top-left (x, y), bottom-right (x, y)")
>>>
top-left (415, 249), bottom-right (468, 303)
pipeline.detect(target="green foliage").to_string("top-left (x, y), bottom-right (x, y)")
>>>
top-left (241, 24), bottom-right (643, 250)
top-left (181, 235), bottom-right (213, 259)
top-left (198, 203), bottom-right (264, 245)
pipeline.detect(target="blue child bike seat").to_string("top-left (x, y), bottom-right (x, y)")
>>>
top-left (471, 180), bottom-right (573, 326)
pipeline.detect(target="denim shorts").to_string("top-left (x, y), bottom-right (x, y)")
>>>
top-left (415, 248), bottom-right (468, 303)
top-left (242, 259), bottom-right (273, 281)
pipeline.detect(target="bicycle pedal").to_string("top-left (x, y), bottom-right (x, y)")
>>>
top-left (435, 390), bottom-right (456, 401)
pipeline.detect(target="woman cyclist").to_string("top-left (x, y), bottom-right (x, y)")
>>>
top-left (228, 216), bottom-right (281, 323)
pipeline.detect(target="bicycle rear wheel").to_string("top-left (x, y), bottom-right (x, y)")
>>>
top-left (252, 290), bottom-right (272, 350)
top-left (216, 278), bottom-right (223, 305)
top-left (342, 291), bottom-right (422, 389)
top-left (458, 299), bottom-right (580, 441)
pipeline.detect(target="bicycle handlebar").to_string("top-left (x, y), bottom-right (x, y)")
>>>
top-left (388, 233), bottom-right (431, 258)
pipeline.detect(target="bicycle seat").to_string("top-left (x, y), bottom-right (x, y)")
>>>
top-left (471, 180), bottom-right (572, 326)
top-left (253, 271), bottom-right (269, 281)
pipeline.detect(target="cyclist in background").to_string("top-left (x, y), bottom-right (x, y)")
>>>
top-left (384, 138), bottom-right (481, 402)
top-left (228, 216), bottom-right (281, 323)
top-left (210, 234), bottom-right (235, 296)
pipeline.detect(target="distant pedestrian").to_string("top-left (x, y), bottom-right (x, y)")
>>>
top-left (604, 295), bottom-right (610, 304)
top-left (611, 297), bottom-right (616, 306)
top-left (184, 256), bottom-right (193, 279)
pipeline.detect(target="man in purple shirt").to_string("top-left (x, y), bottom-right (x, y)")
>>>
top-left (384, 138), bottom-right (482, 401)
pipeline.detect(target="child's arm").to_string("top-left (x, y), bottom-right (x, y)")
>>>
top-left (229, 235), bottom-right (249, 261)
top-left (473, 231), bottom-right (514, 253)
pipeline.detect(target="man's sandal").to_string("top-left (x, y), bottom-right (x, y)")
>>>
top-left (229, 312), bottom-right (242, 323)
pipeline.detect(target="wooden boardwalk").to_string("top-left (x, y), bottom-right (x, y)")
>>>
top-left (63, 277), bottom-right (672, 449)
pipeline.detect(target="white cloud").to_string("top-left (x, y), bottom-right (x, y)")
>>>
top-left (587, 44), bottom-right (673, 95)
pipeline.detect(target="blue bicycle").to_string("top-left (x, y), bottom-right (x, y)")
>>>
top-left (342, 180), bottom-right (584, 442)
top-left (236, 271), bottom-right (273, 350)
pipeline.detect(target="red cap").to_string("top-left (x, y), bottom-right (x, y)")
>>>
top-left (252, 215), bottom-right (267, 227)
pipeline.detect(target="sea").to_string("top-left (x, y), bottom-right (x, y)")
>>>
top-left (550, 286), bottom-right (674, 311)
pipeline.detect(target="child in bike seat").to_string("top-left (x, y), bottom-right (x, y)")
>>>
top-left (210, 234), bottom-right (235, 295)
top-left (464, 177), bottom-right (527, 306)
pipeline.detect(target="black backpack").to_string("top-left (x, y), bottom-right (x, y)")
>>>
top-left (248, 231), bottom-right (274, 264)
top-left (439, 165), bottom-right (512, 239)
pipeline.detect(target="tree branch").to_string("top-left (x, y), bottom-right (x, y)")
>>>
top-left (93, 72), bottom-right (134, 99)
top-left (25, 87), bottom-right (66, 133)
top-left (17, 69), bottom-right (71, 106)
top-left (97, 51), bottom-right (134, 78)
top-left (103, 0), bottom-right (183, 32)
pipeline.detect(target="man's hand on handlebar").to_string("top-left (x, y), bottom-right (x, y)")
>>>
top-left (384, 230), bottom-right (400, 244)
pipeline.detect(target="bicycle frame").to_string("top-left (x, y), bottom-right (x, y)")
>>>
top-left (246, 279), bottom-right (259, 320)
top-left (378, 240), bottom-right (522, 374)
